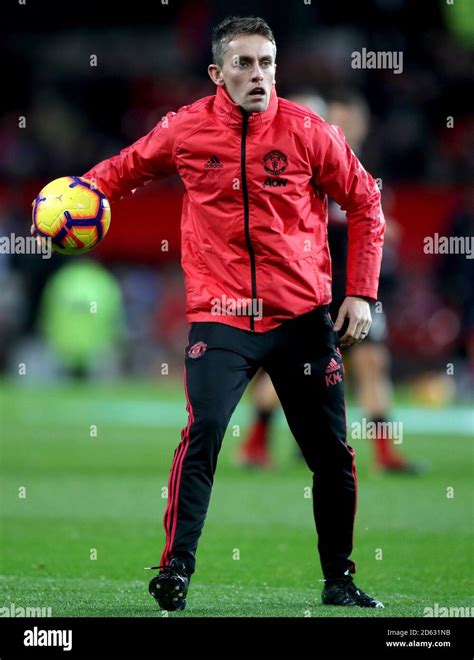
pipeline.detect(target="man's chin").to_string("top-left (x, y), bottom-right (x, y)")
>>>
top-left (242, 97), bottom-right (269, 113)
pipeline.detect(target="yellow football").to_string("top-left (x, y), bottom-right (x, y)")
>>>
top-left (33, 176), bottom-right (111, 254)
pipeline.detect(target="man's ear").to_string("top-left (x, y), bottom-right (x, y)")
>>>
top-left (208, 64), bottom-right (225, 87)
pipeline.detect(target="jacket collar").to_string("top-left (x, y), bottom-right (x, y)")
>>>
top-left (213, 84), bottom-right (278, 133)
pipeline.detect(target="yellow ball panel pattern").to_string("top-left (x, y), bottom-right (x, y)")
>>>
top-left (33, 176), bottom-right (111, 254)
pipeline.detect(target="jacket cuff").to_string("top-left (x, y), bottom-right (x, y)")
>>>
top-left (346, 292), bottom-right (377, 304)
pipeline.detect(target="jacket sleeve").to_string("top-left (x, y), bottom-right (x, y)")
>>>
top-left (311, 122), bottom-right (385, 302)
top-left (82, 110), bottom-right (178, 202)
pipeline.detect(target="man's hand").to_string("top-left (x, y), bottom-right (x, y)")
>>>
top-left (334, 296), bottom-right (372, 348)
top-left (30, 222), bottom-right (47, 249)
top-left (30, 202), bottom-right (45, 247)
top-left (30, 200), bottom-right (37, 236)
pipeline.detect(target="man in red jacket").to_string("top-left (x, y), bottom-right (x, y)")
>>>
top-left (81, 16), bottom-right (385, 610)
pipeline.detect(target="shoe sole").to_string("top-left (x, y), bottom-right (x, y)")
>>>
top-left (322, 597), bottom-right (384, 608)
top-left (149, 575), bottom-right (188, 611)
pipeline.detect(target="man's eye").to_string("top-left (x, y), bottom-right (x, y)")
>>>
top-left (239, 61), bottom-right (249, 67)
top-left (262, 61), bottom-right (271, 67)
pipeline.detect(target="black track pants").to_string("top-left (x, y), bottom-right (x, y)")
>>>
top-left (160, 305), bottom-right (357, 580)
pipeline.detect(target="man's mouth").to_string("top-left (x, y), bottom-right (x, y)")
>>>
top-left (248, 87), bottom-right (266, 98)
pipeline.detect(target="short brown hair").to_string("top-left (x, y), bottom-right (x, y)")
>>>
top-left (212, 16), bottom-right (276, 67)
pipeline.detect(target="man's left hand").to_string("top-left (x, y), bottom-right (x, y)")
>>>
top-left (334, 296), bottom-right (372, 348)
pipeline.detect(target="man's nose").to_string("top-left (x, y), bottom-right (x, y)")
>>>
top-left (250, 65), bottom-right (264, 80)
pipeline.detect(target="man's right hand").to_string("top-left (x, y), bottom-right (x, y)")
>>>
top-left (30, 222), bottom-right (46, 249)
top-left (30, 202), bottom-right (44, 246)
top-left (30, 199), bottom-right (41, 241)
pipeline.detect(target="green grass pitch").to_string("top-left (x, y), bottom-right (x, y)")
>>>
top-left (0, 380), bottom-right (472, 618)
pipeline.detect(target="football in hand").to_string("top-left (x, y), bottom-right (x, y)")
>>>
top-left (32, 176), bottom-right (111, 254)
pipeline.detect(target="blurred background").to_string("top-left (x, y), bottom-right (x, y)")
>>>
top-left (1, 0), bottom-right (473, 397)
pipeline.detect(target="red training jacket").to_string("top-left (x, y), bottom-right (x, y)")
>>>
top-left (83, 85), bottom-right (385, 332)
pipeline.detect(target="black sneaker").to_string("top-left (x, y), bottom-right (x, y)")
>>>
top-left (147, 558), bottom-right (190, 611)
top-left (322, 576), bottom-right (384, 608)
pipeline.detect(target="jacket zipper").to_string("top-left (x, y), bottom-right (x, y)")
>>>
top-left (240, 110), bottom-right (258, 332)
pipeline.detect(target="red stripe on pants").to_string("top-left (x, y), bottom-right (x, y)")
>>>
top-left (161, 362), bottom-right (194, 566)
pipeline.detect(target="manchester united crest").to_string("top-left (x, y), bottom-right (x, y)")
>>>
top-left (263, 150), bottom-right (288, 175)
top-left (187, 341), bottom-right (208, 358)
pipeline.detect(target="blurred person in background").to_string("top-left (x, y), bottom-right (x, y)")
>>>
top-left (238, 90), bottom-right (424, 474)
top-left (40, 259), bottom-right (124, 379)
